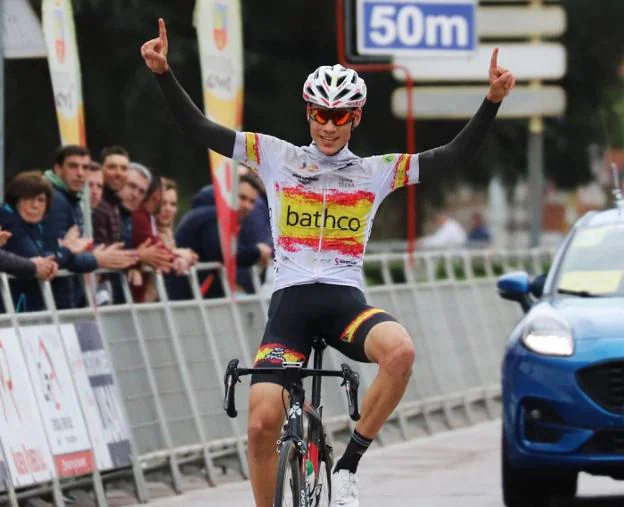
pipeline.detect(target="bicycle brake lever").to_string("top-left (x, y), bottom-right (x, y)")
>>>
top-left (224, 359), bottom-right (240, 418)
top-left (340, 364), bottom-right (361, 421)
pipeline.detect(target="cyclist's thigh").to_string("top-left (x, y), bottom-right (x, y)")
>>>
top-left (323, 286), bottom-right (397, 363)
top-left (251, 286), bottom-right (315, 387)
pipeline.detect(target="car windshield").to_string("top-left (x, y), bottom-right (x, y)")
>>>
top-left (556, 223), bottom-right (624, 297)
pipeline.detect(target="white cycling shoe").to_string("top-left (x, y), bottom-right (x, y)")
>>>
top-left (331, 469), bottom-right (359, 506)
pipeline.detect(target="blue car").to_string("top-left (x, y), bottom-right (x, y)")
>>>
top-left (498, 206), bottom-right (624, 506)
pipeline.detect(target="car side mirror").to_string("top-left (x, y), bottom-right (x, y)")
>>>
top-left (529, 273), bottom-right (546, 299)
top-left (497, 271), bottom-right (532, 313)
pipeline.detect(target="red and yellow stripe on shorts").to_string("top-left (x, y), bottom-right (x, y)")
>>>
top-left (340, 308), bottom-right (386, 343)
top-left (254, 343), bottom-right (306, 366)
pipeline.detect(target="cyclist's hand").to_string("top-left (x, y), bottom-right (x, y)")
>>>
top-left (486, 48), bottom-right (515, 103)
top-left (141, 18), bottom-right (169, 74)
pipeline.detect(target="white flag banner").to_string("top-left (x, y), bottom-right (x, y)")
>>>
top-left (194, 0), bottom-right (244, 291)
top-left (42, 0), bottom-right (86, 146)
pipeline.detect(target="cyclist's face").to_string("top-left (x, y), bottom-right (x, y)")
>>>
top-left (307, 105), bottom-right (361, 156)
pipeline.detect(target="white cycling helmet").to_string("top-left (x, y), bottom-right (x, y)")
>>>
top-left (302, 64), bottom-right (367, 109)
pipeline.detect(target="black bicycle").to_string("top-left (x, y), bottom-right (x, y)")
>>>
top-left (223, 337), bottom-right (361, 507)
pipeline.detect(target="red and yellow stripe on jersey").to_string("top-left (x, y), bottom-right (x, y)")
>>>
top-left (277, 186), bottom-right (375, 257)
top-left (391, 154), bottom-right (412, 191)
top-left (340, 308), bottom-right (386, 343)
top-left (254, 343), bottom-right (306, 366)
top-left (245, 132), bottom-right (260, 166)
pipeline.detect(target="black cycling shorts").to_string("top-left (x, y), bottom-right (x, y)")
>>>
top-left (251, 283), bottom-right (397, 386)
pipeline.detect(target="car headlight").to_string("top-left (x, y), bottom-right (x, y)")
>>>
top-left (522, 305), bottom-right (574, 357)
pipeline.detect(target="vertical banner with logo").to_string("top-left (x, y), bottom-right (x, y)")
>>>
top-left (41, 0), bottom-right (86, 146)
top-left (194, 0), bottom-right (244, 292)
top-left (70, 320), bottom-right (132, 469)
top-left (20, 325), bottom-right (95, 478)
top-left (0, 329), bottom-right (56, 487)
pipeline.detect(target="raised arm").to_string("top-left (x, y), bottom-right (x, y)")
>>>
top-left (141, 18), bottom-right (235, 156)
top-left (419, 48), bottom-right (515, 177)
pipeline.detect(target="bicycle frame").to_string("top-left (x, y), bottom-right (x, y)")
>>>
top-left (223, 337), bottom-right (361, 506)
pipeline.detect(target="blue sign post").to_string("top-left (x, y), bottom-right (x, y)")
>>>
top-left (356, 0), bottom-right (477, 56)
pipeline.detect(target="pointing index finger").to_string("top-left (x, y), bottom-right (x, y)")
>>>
top-left (490, 47), bottom-right (499, 72)
top-left (159, 18), bottom-right (167, 42)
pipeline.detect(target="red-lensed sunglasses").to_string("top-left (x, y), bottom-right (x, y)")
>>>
top-left (308, 107), bottom-right (356, 126)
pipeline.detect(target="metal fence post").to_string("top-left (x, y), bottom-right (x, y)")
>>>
top-left (155, 272), bottom-right (218, 487)
top-left (187, 266), bottom-right (250, 479)
top-left (118, 275), bottom-right (184, 493)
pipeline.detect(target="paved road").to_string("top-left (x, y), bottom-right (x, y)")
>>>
top-left (138, 421), bottom-right (624, 506)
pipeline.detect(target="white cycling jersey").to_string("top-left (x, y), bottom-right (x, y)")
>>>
top-left (232, 132), bottom-right (419, 292)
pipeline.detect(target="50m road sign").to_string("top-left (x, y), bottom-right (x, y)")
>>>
top-left (356, 0), bottom-right (477, 57)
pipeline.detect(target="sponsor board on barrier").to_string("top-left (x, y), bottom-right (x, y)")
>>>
top-left (0, 328), bottom-right (56, 487)
top-left (72, 320), bottom-right (132, 469)
top-left (20, 325), bottom-right (95, 478)
top-left (59, 323), bottom-right (114, 470)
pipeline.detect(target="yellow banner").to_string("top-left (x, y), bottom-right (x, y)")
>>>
top-left (42, 0), bottom-right (86, 146)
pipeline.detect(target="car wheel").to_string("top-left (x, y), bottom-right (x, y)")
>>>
top-left (502, 429), bottom-right (577, 506)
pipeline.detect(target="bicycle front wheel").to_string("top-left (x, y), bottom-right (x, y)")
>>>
top-left (311, 439), bottom-right (332, 506)
top-left (274, 440), bottom-right (303, 507)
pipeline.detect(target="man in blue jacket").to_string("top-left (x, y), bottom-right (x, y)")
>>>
top-left (42, 145), bottom-right (138, 308)
top-left (169, 174), bottom-right (272, 299)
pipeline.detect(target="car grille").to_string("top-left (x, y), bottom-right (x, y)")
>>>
top-left (577, 361), bottom-right (624, 413)
top-left (581, 430), bottom-right (624, 454)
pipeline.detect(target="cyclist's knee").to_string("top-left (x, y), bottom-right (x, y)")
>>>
top-left (366, 323), bottom-right (415, 376)
top-left (248, 383), bottom-right (285, 444)
top-left (384, 337), bottom-right (415, 377)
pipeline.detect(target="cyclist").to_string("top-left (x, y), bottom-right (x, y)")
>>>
top-left (141, 18), bottom-right (515, 507)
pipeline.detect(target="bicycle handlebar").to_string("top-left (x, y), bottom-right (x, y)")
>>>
top-left (223, 359), bottom-right (361, 421)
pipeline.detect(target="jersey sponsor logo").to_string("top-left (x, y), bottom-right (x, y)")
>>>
top-left (244, 132), bottom-right (260, 166)
top-left (335, 258), bottom-right (357, 267)
top-left (383, 154), bottom-right (395, 163)
top-left (341, 308), bottom-right (386, 343)
top-left (254, 344), bottom-right (305, 366)
top-left (292, 173), bottom-right (319, 185)
top-left (338, 177), bottom-right (355, 188)
top-left (277, 186), bottom-right (374, 257)
top-left (391, 154), bottom-right (412, 190)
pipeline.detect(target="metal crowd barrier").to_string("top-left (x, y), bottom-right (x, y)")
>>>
top-left (0, 248), bottom-right (554, 505)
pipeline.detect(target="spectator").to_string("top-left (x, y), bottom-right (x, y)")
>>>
top-left (236, 167), bottom-right (272, 293)
top-left (118, 162), bottom-right (151, 247)
top-left (130, 166), bottom-right (175, 301)
top-left (93, 145), bottom-right (129, 246)
top-left (155, 177), bottom-right (178, 249)
top-left (0, 171), bottom-right (84, 311)
top-left (87, 161), bottom-right (104, 208)
top-left (156, 178), bottom-right (198, 301)
top-left (467, 211), bottom-right (491, 244)
top-left (416, 211), bottom-right (467, 250)
top-left (0, 226), bottom-right (56, 281)
top-left (42, 145), bottom-right (138, 308)
top-left (156, 178), bottom-right (197, 263)
top-left (171, 173), bottom-right (272, 299)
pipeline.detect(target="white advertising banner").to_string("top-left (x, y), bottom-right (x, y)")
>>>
top-left (20, 325), bottom-right (95, 478)
top-left (72, 320), bottom-right (132, 469)
top-left (59, 323), bottom-right (112, 470)
top-left (0, 328), bottom-right (55, 487)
